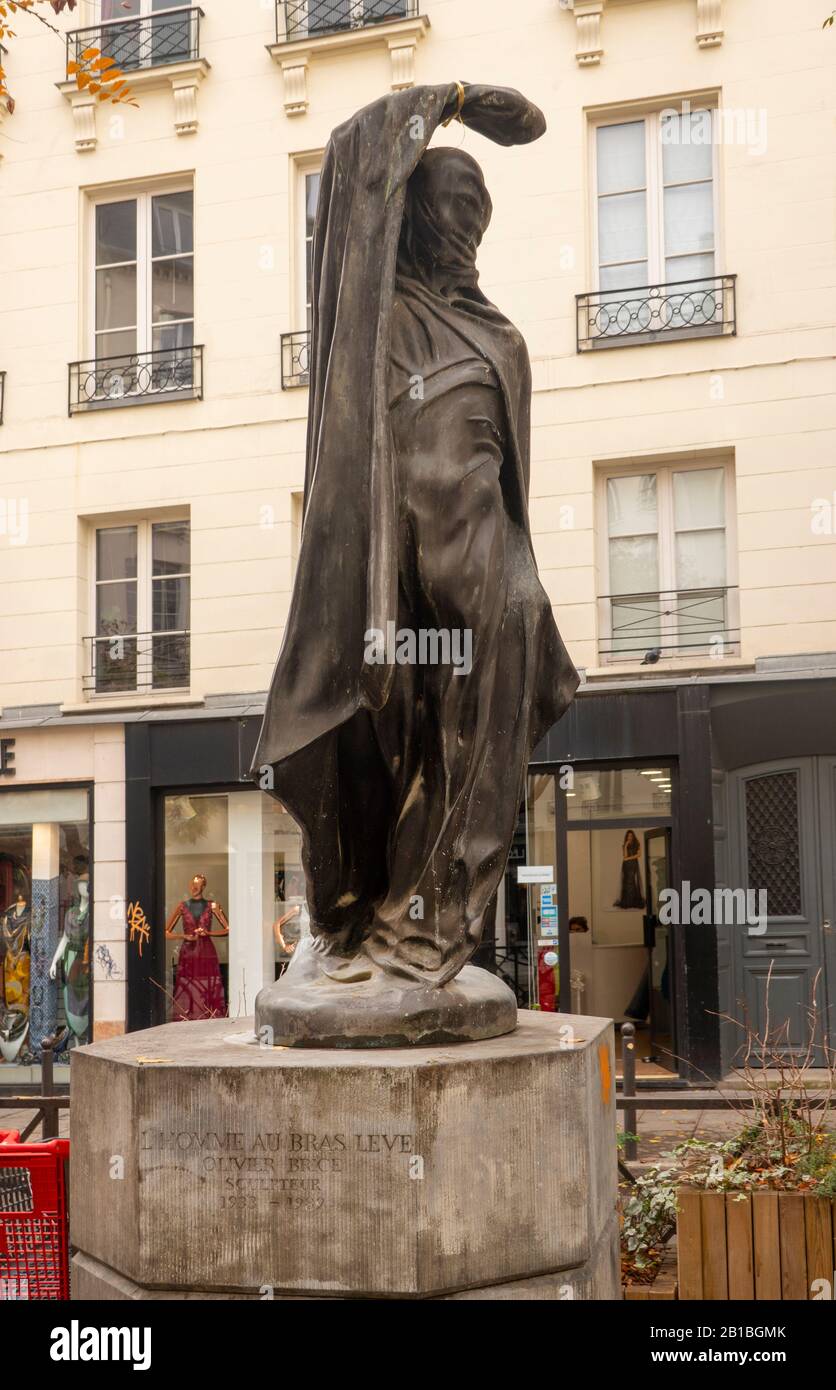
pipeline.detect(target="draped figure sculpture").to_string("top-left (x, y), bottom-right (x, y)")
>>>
top-left (252, 83), bottom-right (579, 1046)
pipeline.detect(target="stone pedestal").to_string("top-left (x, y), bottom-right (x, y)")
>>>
top-left (69, 1012), bottom-right (620, 1300)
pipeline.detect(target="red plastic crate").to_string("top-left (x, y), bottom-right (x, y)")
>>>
top-left (0, 1138), bottom-right (70, 1300)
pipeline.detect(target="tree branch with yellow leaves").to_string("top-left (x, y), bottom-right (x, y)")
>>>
top-left (0, 0), bottom-right (136, 114)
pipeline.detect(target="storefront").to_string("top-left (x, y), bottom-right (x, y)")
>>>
top-left (496, 685), bottom-right (716, 1082)
top-left (0, 722), bottom-right (122, 1090)
top-left (121, 673), bottom-right (836, 1085)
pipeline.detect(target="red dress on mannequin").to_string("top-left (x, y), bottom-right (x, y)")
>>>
top-left (172, 898), bottom-right (227, 1021)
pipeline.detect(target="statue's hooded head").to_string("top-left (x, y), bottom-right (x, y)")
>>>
top-left (398, 147), bottom-right (493, 299)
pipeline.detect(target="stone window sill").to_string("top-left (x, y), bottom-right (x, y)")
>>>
top-left (268, 15), bottom-right (429, 115)
top-left (57, 58), bottom-right (210, 151)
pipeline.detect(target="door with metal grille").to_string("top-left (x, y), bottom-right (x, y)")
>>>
top-left (731, 758), bottom-right (830, 1064)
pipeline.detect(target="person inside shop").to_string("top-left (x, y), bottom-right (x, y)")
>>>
top-left (569, 915), bottom-right (589, 933)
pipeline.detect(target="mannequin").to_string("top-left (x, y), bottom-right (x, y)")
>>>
top-left (0, 893), bottom-right (32, 1065)
top-left (273, 870), bottom-right (311, 963)
top-left (50, 874), bottom-right (91, 1046)
top-left (1, 892), bottom-right (31, 1016)
top-left (166, 873), bottom-right (229, 1021)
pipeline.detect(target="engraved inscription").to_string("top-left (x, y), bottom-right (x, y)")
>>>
top-left (140, 1130), bottom-right (416, 1214)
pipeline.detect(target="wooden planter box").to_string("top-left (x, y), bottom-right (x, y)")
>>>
top-left (678, 1188), bottom-right (836, 1300)
top-left (624, 1249), bottom-right (678, 1301)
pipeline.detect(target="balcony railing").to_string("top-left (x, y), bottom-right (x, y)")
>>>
top-left (277, 0), bottom-right (417, 43)
top-left (577, 275), bottom-right (736, 351)
top-left (68, 346), bottom-right (204, 415)
top-left (66, 6), bottom-right (202, 77)
top-left (281, 331), bottom-right (311, 389)
top-left (83, 630), bottom-right (190, 696)
top-left (0, 372), bottom-right (5, 426)
top-left (598, 586), bottom-right (739, 664)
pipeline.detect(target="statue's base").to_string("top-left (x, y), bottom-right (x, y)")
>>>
top-left (70, 1013), bottom-right (621, 1301)
top-left (255, 940), bottom-right (517, 1047)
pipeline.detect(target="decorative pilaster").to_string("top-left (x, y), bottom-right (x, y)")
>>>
top-left (696, 0), bottom-right (724, 47)
top-left (574, 2), bottom-right (605, 66)
top-left (280, 55), bottom-right (310, 116)
top-left (388, 37), bottom-right (418, 91)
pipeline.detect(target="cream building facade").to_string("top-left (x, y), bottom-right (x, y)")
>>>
top-left (0, 0), bottom-right (834, 1083)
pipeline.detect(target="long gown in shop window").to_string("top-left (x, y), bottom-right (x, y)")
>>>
top-left (172, 898), bottom-right (227, 1021)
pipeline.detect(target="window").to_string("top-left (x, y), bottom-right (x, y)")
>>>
top-left (99, 1), bottom-right (195, 72)
top-left (598, 460), bottom-right (737, 662)
top-left (579, 106), bottom-right (735, 347)
top-left (281, 160), bottom-right (320, 388)
top-left (90, 518), bottom-right (190, 695)
top-left (75, 185), bottom-right (200, 408)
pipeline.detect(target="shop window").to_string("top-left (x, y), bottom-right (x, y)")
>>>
top-left (88, 517), bottom-right (190, 696)
top-left (597, 458), bottom-right (738, 663)
top-left (0, 788), bottom-right (92, 1085)
top-left (161, 792), bottom-right (306, 1024)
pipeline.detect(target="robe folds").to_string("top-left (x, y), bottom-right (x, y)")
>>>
top-left (251, 84), bottom-right (579, 979)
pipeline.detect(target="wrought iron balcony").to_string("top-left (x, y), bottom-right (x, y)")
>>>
top-left (577, 275), bottom-right (736, 351)
top-left (66, 6), bottom-right (202, 77)
top-left (598, 586), bottom-right (740, 664)
top-left (68, 346), bottom-right (204, 415)
top-left (278, 0), bottom-right (418, 43)
top-left (83, 630), bottom-right (190, 697)
top-left (281, 331), bottom-right (311, 389)
top-left (0, 371), bottom-right (5, 426)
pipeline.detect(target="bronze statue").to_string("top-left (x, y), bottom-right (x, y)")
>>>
top-left (252, 83), bottom-right (578, 1046)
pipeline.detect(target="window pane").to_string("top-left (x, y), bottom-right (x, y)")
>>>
top-left (675, 529), bottom-right (726, 590)
top-left (152, 256), bottom-right (194, 322)
top-left (607, 474), bottom-right (658, 538)
top-left (152, 632), bottom-right (189, 689)
top-left (675, 590), bottom-right (727, 651)
top-left (609, 535), bottom-right (659, 595)
top-left (664, 181), bottom-right (714, 257)
top-left (305, 172), bottom-right (320, 232)
top-left (598, 191), bottom-right (648, 266)
top-left (96, 579), bottom-right (137, 636)
top-left (673, 468), bottom-right (725, 529)
top-left (152, 320), bottom-right (194, 355)
top-left (661, 111), bottom-right (714, 184)
top-left (611, 595), bottom-right (662, 656)
top-left (95, 636), bottom-right (137, 693)
top-left (96, 201), bottom-right (136, 265)
top-left (152, 191), bottom-right (194, 257)
top-left (95, 328), bottom-right (137, 361)
top-left (597, 122), bottom-right (646, 196)
top-left (102, 0), bottom-right (139, 15)
top-left (153, 576), bottom-right (190, 632)
top-left (95, 264), bottom-right (137, 331)
top-left (598, 261), bottom-right (649, 293)
top-left (153, 520), bottom-right (190, 576)
top-left (96, 526), bottom-right (137, 581)
top-left (665, 252), bottom-right (716, 284)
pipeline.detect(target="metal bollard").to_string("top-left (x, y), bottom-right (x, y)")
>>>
top-left (621, 1021), bottom-right (638, 1161)
top-left (40, 1034), bottom-right (58, 1141)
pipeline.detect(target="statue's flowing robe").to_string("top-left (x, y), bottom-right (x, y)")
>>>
top-left (252, 84), bottom-right (579, 979)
